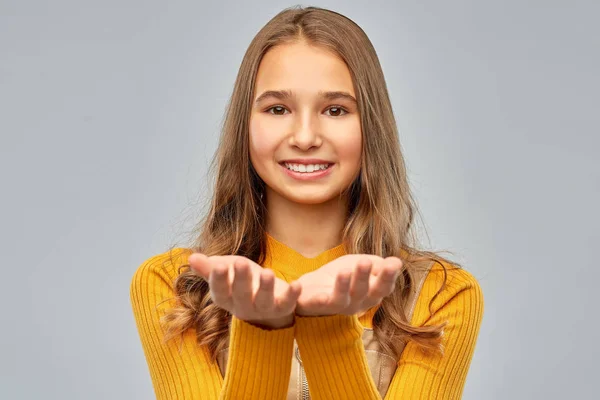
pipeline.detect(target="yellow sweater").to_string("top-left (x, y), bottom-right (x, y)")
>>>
top-left (130, 234), bottom-right (484, 399)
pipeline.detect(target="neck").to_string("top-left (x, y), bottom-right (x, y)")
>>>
top-left (265, 188), bottom-right (348, 258)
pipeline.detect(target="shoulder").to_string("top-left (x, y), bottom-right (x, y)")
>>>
top-left (424, 259), bottom-right (483, 297)
top-left (411, 258), bottom-right (484, 326)
top-left (129, 247), bottom-right (193, 294)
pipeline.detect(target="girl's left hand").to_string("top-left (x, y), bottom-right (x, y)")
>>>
top-left (291, 254), bottom-right (403, 317)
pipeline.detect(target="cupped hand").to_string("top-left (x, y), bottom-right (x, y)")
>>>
top-left (292, 254), bottom-right (403, 317)
top-left (188, 253), bottom-right (302, 328)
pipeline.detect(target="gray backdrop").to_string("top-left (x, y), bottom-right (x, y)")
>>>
top-left (1, 0), bottom-right (597, 399)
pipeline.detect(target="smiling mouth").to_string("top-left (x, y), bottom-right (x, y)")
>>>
top-left (280, 162), bottom-right (333, 173)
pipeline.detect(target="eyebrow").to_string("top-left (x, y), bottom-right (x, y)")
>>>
top-left (254, 89), bottom-right (357, 106)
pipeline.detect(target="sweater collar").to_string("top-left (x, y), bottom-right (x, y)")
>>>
top-left (264, 232), bottom-right (347, 279)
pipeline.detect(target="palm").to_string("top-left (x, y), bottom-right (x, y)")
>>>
top-left (294, 254), bottom-right (387, 316)
top-left (191, 255), bottom-right (290, 301)
top-left (295, 257), bottom-right (352, 296)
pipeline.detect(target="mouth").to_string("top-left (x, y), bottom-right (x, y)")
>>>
top-left (278, 161), bottom-right (334, 180)
top-left (279, 161), bottom-right (333, 173)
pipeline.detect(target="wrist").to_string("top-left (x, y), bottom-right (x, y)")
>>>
top-left (295, 309), bottom-right (335, 317)
top-left (245, 314), bottom-right (295, 330)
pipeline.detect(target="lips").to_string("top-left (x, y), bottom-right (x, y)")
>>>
top-left (279, 162), bottom-right (334, 180)
top-left (279, 159), bottom-right (333, 165)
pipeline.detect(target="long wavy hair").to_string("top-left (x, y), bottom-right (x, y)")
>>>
top-left (159, 5), bottom-right (459, 363)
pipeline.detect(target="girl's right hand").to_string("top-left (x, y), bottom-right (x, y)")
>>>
top-left (188, 253), bottom-right (302, 329)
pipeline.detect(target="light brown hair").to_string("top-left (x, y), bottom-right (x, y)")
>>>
top-left (160, 5), bottom-right (458, 363)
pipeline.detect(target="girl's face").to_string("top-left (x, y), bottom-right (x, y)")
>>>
top-left (249, 41), bottom-right (362, 205)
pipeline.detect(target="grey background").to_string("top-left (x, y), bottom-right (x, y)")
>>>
top-left (1, 0), bottom-right (597, 399)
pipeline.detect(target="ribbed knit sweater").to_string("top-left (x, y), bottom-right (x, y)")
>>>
top-left (130, 233), bottom-right (484, 399)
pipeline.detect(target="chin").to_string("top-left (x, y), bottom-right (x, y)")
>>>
top-left (282, 190), bottom-right (338, 205)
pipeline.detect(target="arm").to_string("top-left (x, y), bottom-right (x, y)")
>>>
top-left (294, 313), bottom-right (381, 399)
top-left (385, 268), bottom-right (484, 399)
top-left (129, 248), bottom-right (295, 400)
top-left (294, 267), bottom-right (484, 400)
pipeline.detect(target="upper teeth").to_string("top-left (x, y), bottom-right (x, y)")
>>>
top-left (284, 163), bottom-right (330, 172)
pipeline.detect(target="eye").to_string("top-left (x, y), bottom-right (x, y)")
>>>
top-left (265, 105), bottom-right (349, 117)
top-left (266, 106), bottom-right (289, 115)
top-left (325, 106), bottom-right (349, 117)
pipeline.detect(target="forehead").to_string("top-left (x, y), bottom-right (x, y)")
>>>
top-left (254, 41), bottom-right (355, 97)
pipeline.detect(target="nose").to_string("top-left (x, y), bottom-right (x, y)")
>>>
top-left (288, 110), bottom-right (322, 150)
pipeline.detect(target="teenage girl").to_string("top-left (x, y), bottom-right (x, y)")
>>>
top-left (130, 5), bottom-right (484, 400)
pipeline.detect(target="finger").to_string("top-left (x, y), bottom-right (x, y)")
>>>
top-left (207, 256), bottom-right (235, 286)
top-left (362, 255), bottom-right (402, 276)
top-left (209, 261), bottom-right (233, 309)
top-left (370, 258), bottom-right (402, 299)
top-left (349, 257), bottom-right (372, 299)
top-left (330, 267), bottom-right (352, 310)
top-left (358, 255), bottom-right (385, 275)
top-left (275, 280), bottom-right (302, 314)
top-left (253, 269), bottom-right (275, 313)
top-left (385, 256), bottom-right (404, 272)
top-left (188, 253), bottom-right (212, 279)
top-left (231, 258), bottom-right (254, 314)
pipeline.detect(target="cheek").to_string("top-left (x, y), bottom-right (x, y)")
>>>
top-left (249, 117), bottom-right (278, 161)
top-left (335, 125), bottom-right (362, 166)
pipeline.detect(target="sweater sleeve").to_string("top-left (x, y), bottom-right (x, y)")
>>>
top-left (295, 313), bottom-right (380, 399)
top-left (129, 249), bottom-right (296, 400)
top-left (386, 266), bottom-right (484, 399)
top-left (293, 265), bottom-right (484, 400)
